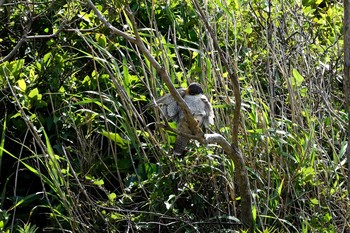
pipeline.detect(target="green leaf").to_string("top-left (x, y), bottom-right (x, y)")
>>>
top-left (109, 193), bottom-right (117, 202)
top-left (28, 88), bottom-right (42, 100)
top-left (100, 130), bottom-right (130, 149)
top-left (323, 213), bottom-right (332, 222)
top-left (17, 79), bottom-right (26, 92)
top-left (122, 56), bottom-right (131, 97)
top-left (0, 113), bottom-right (6, 176)
top-left (8, 59), bottom-right (24, 76)
top-left (93, 179), bottom-right (104, 186)
top-left (110, 212), bottom-right (125, 220)
top-left (96, 33), bottom-right (107, 47)
top-left (291, 68), bottom-right (304, 87)
top-left (310, 198), bottom-right (319, 205)
top-left (300, 86), bottom-right (308, 97)
top-left (244, 23), bottom-right (253, 34)
top-left (277, 178), bottom-right (284, 196)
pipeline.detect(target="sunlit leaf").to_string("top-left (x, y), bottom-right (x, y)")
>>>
top-left (310, 198), bottom-right (319, 205)
top-left (291, 68), bottom-right (304, 87)
top-left (17, 79), bottom-right (26, 92)
top-left (28, 88), bottom-right (42, 100)
top-left (110, 212), bottom-right (125, 220)
top-left (93, 179), bottom-right (104, 186)
top-left (109, 193), bottom-right (117, 202)
top-left (100, 130), bottom-right (130, 149)
top-left (96, 33), bottom-right (107, 47)
top-left (277, 179), bottom-right (284, 196)
top-left (244, 23), bottom-right (253, 34)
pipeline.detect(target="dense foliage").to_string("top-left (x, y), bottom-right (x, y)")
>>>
top-left (0, 0), bottom-right (348, 232)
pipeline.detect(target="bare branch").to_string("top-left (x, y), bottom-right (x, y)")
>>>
top-left (205, 133), bottom-right (234, 155)
top-left (0, 36), bottom-right (27, 63)
top-left (161, 124), bottom-right (204, 142)
top-left (0, 24), bottom-right (65, 63)
top-left (85, 0), bottom-right (137, 43)
top-left (192, 0), bottom-right (241, 146)
top-left (192, 1), bottom-right (254, 231)
top-left (205, 133), bottom-right (254, 231)
top-left (86, 0), bottom-right (203, 138)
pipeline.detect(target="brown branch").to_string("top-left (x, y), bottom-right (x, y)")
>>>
top-left (204, 133), bottom-right (254, 231)
top-left (85, 0), bottom-right (136, 43)
top-left (160, 124), bottom-right (203, 142)
top-left (86, 0), bottom-right (203, 138)
top-left (192, 0), bottom-right (254, 231)
top-left (0, 36), bottom-right (27, 63)
top-left (192, 0), bottom-right (241, 146)
top-left (87, 2), bottom-right (252, 229)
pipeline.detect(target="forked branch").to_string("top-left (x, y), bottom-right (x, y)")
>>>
top-left (192, 0), bottom-right (254, 231)
top-left (87, 1), bottom-right (254, 230)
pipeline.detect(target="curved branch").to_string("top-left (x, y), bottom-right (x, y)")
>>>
top-left (192, 1), bottom-right (254, 231)
top-left (205, 133), bottom-right (233, 155)
top-left (192, 0), bottom-right (241, 146)
top-left (86, 0), bottom-right (203, 138)
top-left (0, 36), bottom-right (27, 63)
top-left (205, 133), bottom-right (254, 230)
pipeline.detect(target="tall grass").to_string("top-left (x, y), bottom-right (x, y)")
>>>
top-left (0, 0), bottom-right (348, 232)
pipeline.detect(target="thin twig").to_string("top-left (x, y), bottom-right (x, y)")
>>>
top-left (0, 24), bottom-right (65, 63)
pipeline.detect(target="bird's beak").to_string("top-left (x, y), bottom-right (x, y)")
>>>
top-left (185, 88), bottom-right (190, 94)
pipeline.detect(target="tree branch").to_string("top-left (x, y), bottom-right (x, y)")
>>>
top-left (192, 0), bottom-right (241, 146)
top-left (86, 0), bottom-right (203, 138)
top-left (0, 24), bottom-right (65, 63)
top-left (86, 1), bottom-right (253, 230)
top-left (192, 0), bottom-right (254, 231)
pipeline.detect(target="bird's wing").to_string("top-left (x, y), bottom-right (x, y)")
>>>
top-left (201, 95), bottom-right (214, 128)
top-left (145, 88), bottom-right (187, 123)
top-left (181, 94), bottom-right (214, 128)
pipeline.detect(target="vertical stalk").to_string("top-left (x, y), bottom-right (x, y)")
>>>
top-left (343, 0), bottom-right (350, 196)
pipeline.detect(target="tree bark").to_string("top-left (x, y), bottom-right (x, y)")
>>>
top-left (344, 0), bottom-right (350, 197)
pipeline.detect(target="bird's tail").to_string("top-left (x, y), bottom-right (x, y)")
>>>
top-left (173, 119), bottom-right (192, 156)
top-left (173, 136), bottom-right (190, 156)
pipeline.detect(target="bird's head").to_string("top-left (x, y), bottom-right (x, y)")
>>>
top-left (186, 82), bottom-right (203, 95)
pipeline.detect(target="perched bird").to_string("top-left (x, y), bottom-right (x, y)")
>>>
top-left (144, 83), bottom-right (214, 155)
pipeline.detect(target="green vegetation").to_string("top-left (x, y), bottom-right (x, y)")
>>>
top-left (0, 0), bottom-right (348, 232)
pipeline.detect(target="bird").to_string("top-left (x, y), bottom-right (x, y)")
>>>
top-left (144, 82), bottom-right (214, 155)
